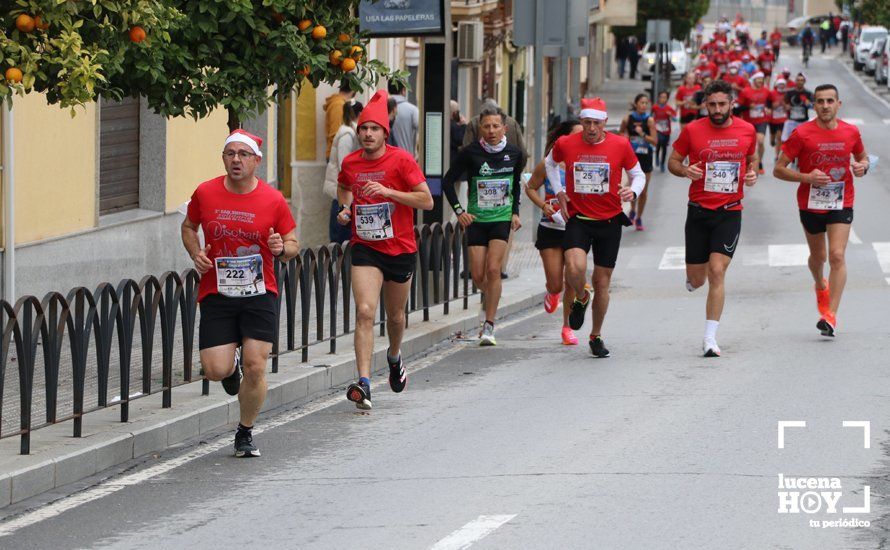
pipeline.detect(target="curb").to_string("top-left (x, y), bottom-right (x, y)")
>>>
top-left (0, 276), bottom-right (544, 508)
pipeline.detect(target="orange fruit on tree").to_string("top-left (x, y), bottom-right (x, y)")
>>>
top-left (129, 26), bottom-right (147, 43)
top-left (34, 16), bottom-right (49, 31)
top-left (311, 25), bottom-right (326, 40)
top-left (329, 49), bottom-right (343, 65)
top-left (338, 33), bottom-right (350, 43)
top-left (5, 67), bottom-right (23, 83)
top-left (297, 19), bottom-right (312, 31)
top-left (299, 66), bottom-right (310, 76)
top-left (340, 57), bottom-right (356, 72)
top-left (350, 45), bottom-right (363, 61)
top-left (271, 10), bottom-right (285, 24)
top-left (15, 14), bottom-right (36, 33)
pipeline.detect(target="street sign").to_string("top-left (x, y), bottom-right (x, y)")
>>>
top-left (646, 19), bottom-right (671, 45)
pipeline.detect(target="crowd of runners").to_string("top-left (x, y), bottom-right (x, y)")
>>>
top-left (178, 22), bottom-right (870, 457)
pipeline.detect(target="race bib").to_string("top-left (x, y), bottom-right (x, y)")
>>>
top-left (762, 61), bottom-right (772, 70)
top-left (573, 162), bottom-right (610, 195)
top-left (476, 177), bottom-right (510, 209)
top-left (772, 106), bottom-right (785, 119)
top-left (790, 105), bottom-right (806, 120)
top-left (631, 136), bottom-right (649, 155)
top-left (355, 203), bottom-right (394, 241)
top-left (808, 182), bottom-right (844, 210)
top-left (750, 105), bottom-right (765, 119)
top-left (704, 162), bottom-right (740, 194)
top-left (656, 119), bottom-right (670, 133)
top-left (215, 254), bottom-right (265, 298)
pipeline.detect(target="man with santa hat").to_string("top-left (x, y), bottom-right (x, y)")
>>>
top-left (543, 97), bottom-right (646, 359)
top-left (182, 129), bottom-right (299, 458)
top-left (336, 89), bottom-right (434, 411)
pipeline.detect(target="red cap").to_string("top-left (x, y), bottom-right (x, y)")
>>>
top-left (357, 89), bottom-right (390, 135)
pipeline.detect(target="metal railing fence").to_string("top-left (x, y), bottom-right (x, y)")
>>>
top-left (0, 222), bottom-right (475, 454)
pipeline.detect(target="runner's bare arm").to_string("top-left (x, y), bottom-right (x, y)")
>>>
top-left (524, 161), bottom-right (550, 214)
top-left (364, 181), bottom-right (434, 210)
top-left (278, 229), bottom-right (300, 261)
top-left (744, 154), bottom-right (759, 186)
top-left (645, 118), bottom-right (658, 146)
top-left (668, 150), bottom-right (700, 179)
top-left (336, 183), bottom-right (353, 225)
top-left (851, 150), bottom-right (869, 177)
top-left (181, 217), bottom-right (212, 274)
top-left (773, 153), bottom-right (828, 184)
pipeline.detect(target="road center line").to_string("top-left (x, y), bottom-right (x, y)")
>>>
top-left (429, 514), bottom-right (517, 550)
top-left (0, 308), bottom-right (542, 538)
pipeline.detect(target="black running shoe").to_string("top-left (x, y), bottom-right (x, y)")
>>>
top-left (234, 429), bottom-right (260, 458)
top-left (347, 381), bottom-right (372, 410)
top-left (221, 350), bottom-right (243, 396)
top-left (589, 336), bottom-right (610, 358)
top-left (568, 290), bottom-right (590, 330)
top-left (388, 355), bottom-right (407, 393)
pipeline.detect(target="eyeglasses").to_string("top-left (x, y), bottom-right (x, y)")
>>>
top-left (223, 150), bottom-right (257, 160)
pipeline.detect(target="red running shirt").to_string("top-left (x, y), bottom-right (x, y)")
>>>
top-left (769, 90), bottom-right (788, 123)
top-left (338, 144), bottom-right (426, 255)
top-left (737, 86), bottom-right (772, 125)
top-left (781, 120), bottom-right (865, 212)
top-left (652, 104), bottom-right (677, 134)
top-left (551, 132), bottom-right (638, 220)
top-left (672, 117), bottom-right (757, 210)
top-left (187, 176), bottom-right (296, 302)
top-left (676, 85), bottom-right (701, 118)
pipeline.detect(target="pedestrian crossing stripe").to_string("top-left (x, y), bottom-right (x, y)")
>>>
top-left (653, 243), bottom-right (890, 271)
top-left (872, 242), bottom-right (890, 273)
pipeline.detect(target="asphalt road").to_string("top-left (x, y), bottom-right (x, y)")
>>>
top-left (3, 48), bottom-right (890, 550)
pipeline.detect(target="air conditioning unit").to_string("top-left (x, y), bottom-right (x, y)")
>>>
top-left (457, 21), bottom-right (484, 63)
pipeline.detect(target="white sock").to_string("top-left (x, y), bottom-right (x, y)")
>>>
top-left (704, 320), bottom-right (719, 341)
top-left (686, 280), bottom-right (696, 292)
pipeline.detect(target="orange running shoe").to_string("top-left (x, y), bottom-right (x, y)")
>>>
top-left (815, 278), bottom-right (830, 316)
top-left (817, 311), bottom-right (836, 338)
top-left (561, 326), bottom-right (579, 345)
top-left (544, 292), bottom-right (560, 314)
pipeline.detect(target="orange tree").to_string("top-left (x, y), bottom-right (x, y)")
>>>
top-left (2, 1), bottom-right (402, 128)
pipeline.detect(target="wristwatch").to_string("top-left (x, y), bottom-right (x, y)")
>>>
top-left (453, 205), bottom-right (465, 216)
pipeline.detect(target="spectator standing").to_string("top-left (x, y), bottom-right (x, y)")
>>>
top-left (323, 101), bottom-right (363, 243)
top-left (628, 36), bottom-right (641, 79)
top-left (323, 81), bottom-right (355, 159)
top-left (616, 36), bottom-right (630, 79)
top-left (388, 81), bottom-right (420, 157)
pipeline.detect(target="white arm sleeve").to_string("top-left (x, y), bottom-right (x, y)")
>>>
top-left (544, 151), bottom-right (564, 194)
top-left (628, 162), bottom-right (646, 198)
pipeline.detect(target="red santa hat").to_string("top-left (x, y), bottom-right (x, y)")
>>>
top-left (357, 89), bottom-right (390, 135)
top-left (224, 129), bottom-right (263, 158)
top-left (579, 97), bottom-right (608, 121)
top-left (751, 71), bottom-right (765, 80)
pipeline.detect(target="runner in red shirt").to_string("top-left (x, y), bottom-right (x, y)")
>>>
top-left (769, 28), bottom-right (783, 59)
top-left (668, 79), bottom-right (758, 357)
top-left (336, 89), bottom-right (434, 409)
top-left (720, 63), bottom-right (749, 93)
top-left (696, 55), bottom-right (719, 80)
top-left (768, 78), bottom-right (789, 158)
top-left (773, 84), bottom-right (869, 337)
top-left (544, 97), bottom-right (646, 357)
top-left (676, 73), bottom-right (701, 129)
top-left (757, 45), bottom-right (776, 78)
top-left (737, 72), bottom-right (772, 173)
top-left (713, 46), bottom-right (730, 77)
top-left (652, 90), bottom-right (677, 173)
top-left (183, 129), bottom-right (299, 457)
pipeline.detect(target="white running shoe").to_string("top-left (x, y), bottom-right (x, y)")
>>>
top-left (686, 280), bottom-right (696, 292)
top-left (703, 337), bottom-right (721, 357)
top-left (479, 322), bottom-right (497, 346)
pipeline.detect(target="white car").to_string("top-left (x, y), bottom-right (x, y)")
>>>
top-left (865, 37), bottom-right (886, 76)
top-left (876, 38), bottom-right (890, 84)
top-left (640, 40), bottom-right (689, 80)
top-left (853, 26), bottom-right (887, 71)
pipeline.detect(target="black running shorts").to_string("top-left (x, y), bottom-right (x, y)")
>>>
top-left (199, 292), bottom-right (278, 350)
top-left (563, 215), bottom-right (627, 268)
top-left (636, 152), bottom-right (653, 174)
top-left (770, 122), bottom-right (785, 135)
top-left (753, 122), bottom-right (768, 134)
top-left (684, 204), bottom-right (743, 264)
top-left (535, 224), bottom-right (565, 250)
top-left (350, 242), bottom-right (416, 283)
top-left (680, 113), bottom-right (697, 124)
top-left (799, 208), bottom-right (854, 235)
top-left (466, 220), bottom-right (511, 247)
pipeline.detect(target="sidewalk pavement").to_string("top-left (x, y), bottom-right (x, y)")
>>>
top-left (0, 252), bottom-right (549, 508)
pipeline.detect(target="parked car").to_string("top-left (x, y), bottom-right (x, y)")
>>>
top-left (640, 40), bottom-right (689, 81)
top-left (853, 26), bottom-right (888, 71)
top-left (782, 15), bottom-right (848, 46)
top-left (879, 38), bottom-right (890, 85)
top-left (866, 37), bottom-right (887, 76)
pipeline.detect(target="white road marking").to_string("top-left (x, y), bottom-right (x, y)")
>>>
top-left (658, 246), bottom-right (686, 270)
top-left (841, 118), bottom-right (865, 125)
top-left (873, 242), bottom-right (890, 273)
top-left (430, 515), bottom-right (516, 550)
top-left (886, 277), bottom-right (890, 286)
top-left (740, 247), bottom-right (770, 266)
top-left (849, 227), bottom-right (863, 244)
top-left (0, 309), bottom-right (543, 538)
top-left (884, 119), bottom-right (890, 125)
top-left (768, 244), bottom-right (810, 267)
